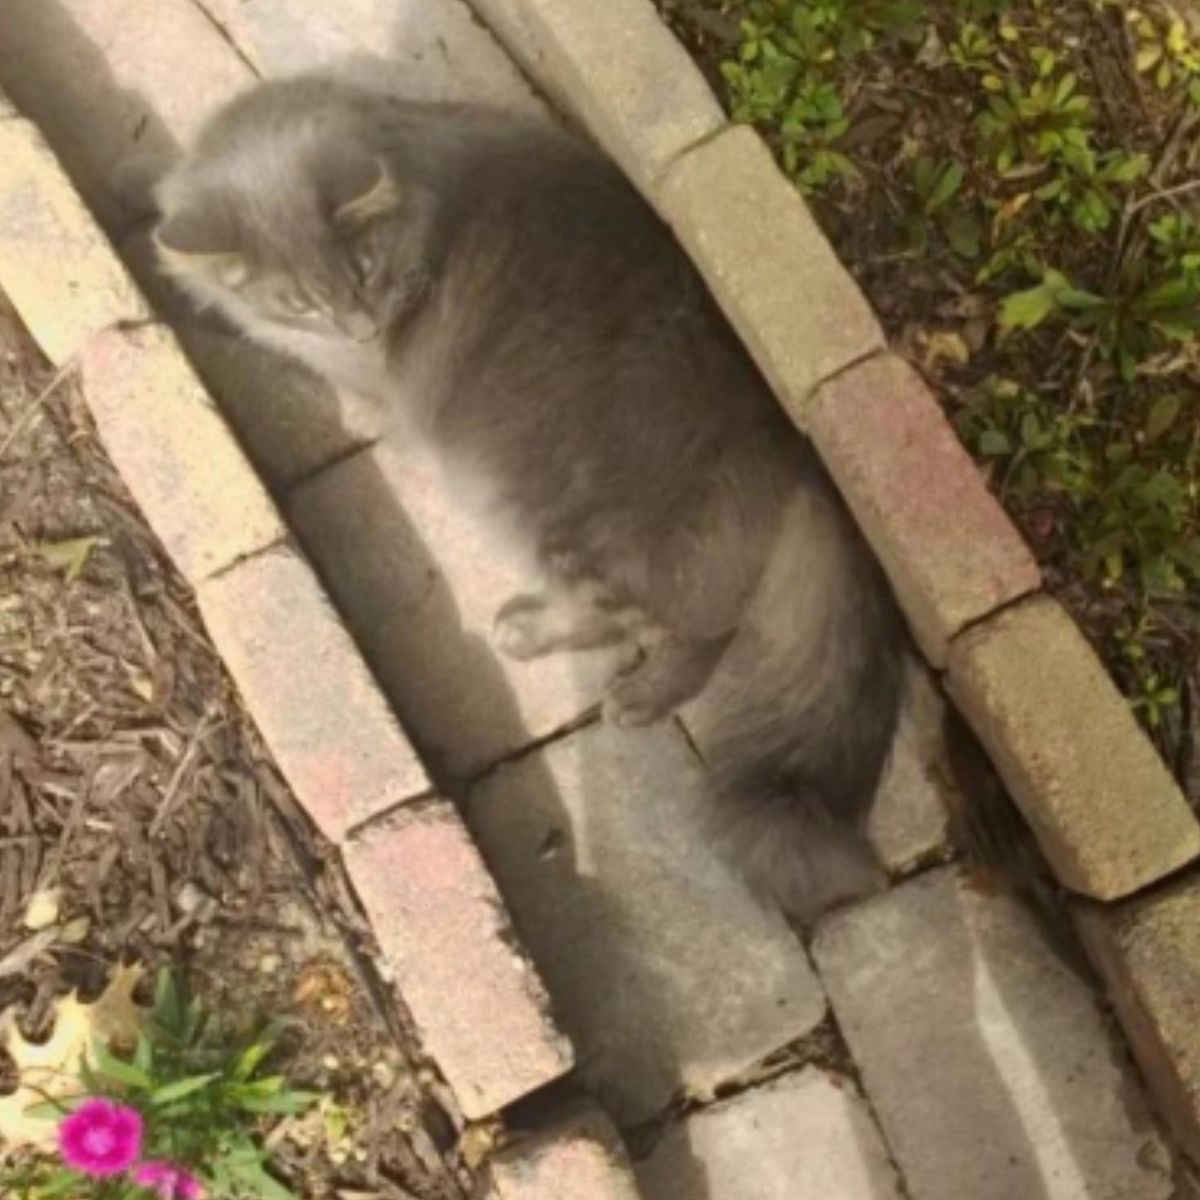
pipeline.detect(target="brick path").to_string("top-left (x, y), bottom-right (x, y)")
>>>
top-left (0, 2), bottom-right (1187, 1196)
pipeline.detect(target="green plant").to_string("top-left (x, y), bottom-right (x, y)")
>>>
top-left (5, 971), bottom-right (319, 1200)
top-left (704, 0), bottom-right (1200, 737)
top-left (976, 63), bottom-right (1094, 174)
top-left (721, 0), bottom-right (922, 189)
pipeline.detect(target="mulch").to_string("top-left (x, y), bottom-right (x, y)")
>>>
top-left (0, 291), bottom-right (482, 1200)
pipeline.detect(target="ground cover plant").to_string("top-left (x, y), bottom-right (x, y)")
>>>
top-left (659, 0), bottom-right (1200, 799)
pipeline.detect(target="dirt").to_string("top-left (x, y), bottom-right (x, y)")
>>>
top-left (0, 292), bottom-right (482, 1200)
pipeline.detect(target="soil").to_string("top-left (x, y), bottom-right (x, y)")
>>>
top-left (658, 0), bottom-right (1200, 804)
top-left (0, 292), bottom-right (483, 1200)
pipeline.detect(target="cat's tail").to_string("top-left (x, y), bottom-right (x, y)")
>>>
top-left (689, 484), bottom-right (906, 924)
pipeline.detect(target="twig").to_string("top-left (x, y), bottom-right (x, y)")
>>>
top-left (0, 358), bottom-right (76, 463)
top-left (1127, 176), bottom-right (1200, 215)
top-left (149, 709), bottom-right (219, 836)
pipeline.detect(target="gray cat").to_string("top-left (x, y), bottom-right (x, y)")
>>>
top-left (154, 75), bottom-right (906, 922)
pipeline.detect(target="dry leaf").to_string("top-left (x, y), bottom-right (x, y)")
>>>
top-left (0, 962), bottom-right (148, 1152)
top-left (23, 886), bottom-right (61, 931)
top-left (32, 535), bottom-right (106, 583)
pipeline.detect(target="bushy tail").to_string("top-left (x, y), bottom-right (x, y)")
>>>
top-left (690, 487), bottom-right (906, 924)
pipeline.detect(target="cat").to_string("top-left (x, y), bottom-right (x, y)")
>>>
top-left (154, 74), bottom-right (907, 922)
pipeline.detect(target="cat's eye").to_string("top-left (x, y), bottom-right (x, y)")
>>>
top-left (283, 291), bottom-right (314, 316)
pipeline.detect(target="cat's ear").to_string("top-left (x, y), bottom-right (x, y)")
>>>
top-left (321, 153), bottom-right (400, 227)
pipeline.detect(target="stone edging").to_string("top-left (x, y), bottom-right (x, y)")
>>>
top-left (461, 0), bottom-right (1200, 1156)
top-left (0, 94), bottom-right (639, 1199)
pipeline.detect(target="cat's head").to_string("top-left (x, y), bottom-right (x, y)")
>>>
top-left (154, 139), bottom-right (415, 345)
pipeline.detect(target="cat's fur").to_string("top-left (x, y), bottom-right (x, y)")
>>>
top-left (155, 75), bottom-right (906, 922)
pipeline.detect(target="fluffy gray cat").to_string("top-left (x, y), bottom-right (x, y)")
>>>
top-left (154, 75), bottom-right (906, 922)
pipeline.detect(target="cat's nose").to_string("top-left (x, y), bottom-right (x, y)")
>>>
top-left (340, 311), bottom-right (379, 342)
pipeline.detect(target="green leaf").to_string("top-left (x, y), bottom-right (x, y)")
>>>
top-left (32, 536), bottom-right (104, 583)
top-left (219, 1155), bottom-right (298, 1200)
top-left (999, 281), bottom-right (1059, 331)
top-left (234, 1090), bottom-right (321, 1116)
top-left (943, 208), bottom-right (982, 258)
top-left (149, 1072), bottom-right (221, 1105)
top-left (1145, 394), bottom-right (1183, 442)
top-left (1169, 540), bottom-right (1200, 580)
top-left (133, 1032), bottom-right (154, 1075)
top-left (1055, 286), bottom-right (1107, 311)
top-left (93, 1041), bottom-right (153, 1090)
top-left (925, 161), bottom-right (964, 213)
top-left (979, 429), bottom-right (1013, 456)
top-left (1100, 152), bottom-right (1150, 184)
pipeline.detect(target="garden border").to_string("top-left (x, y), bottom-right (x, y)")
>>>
top-left (0, 92), bottom-right (641, 1200)
top-left (460, 0), bottom-right (1200, 1157)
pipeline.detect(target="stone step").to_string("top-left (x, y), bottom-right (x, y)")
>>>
top-left (635, 1067), bottom-right (904, 1200)
top-left (467, 720), bottom-right (826, 1126)
top-left (812, 866), bottom-right (1175, 1200)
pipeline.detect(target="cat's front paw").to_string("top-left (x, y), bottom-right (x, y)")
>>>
top-left (492, 594), bottom-right (554, 661)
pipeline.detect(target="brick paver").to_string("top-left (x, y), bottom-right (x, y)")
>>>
top-left (813, 867), bottom-right (1173, 1200)
top-left (487, 1102), bottom-right (641, 1200)
top-left (466, 720), bottom-right (826, 1126)
top-left (79, 324), bottom-right (285, 584)
top-left (636, 1068), bottom-right (904, 1200)
top-left (807, 353), bottom-right (1041, 664)
top-left (196, 544), bottom-right (430, 842)
top-left (467, 0), bottom-right (725, 193)
top-left (658, 126), bottom-right (884, 418)
top-left (0, 113), bottom-right (147, 364)
top-left (948, 595), bottom-right (1200, 899)
top-left (345, 799), bottom-right (573, 1119)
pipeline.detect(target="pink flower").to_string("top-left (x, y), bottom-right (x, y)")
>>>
top-left (58, 1098), bottom-right (144, 1177)
top-left (133, 1160), bottom-right (205, 1200)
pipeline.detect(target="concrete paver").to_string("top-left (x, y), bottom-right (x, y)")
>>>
top-left (867, 661), bottom-right (952, 873)
top-left (466, 720), bottom-right (827, 1126)
top-left (635, 1068), bottom-right (903, 1200)
top-left (194, 0), bottom-right (544, 115)
top-left (812, 866), bottom-right (1174, 1200)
